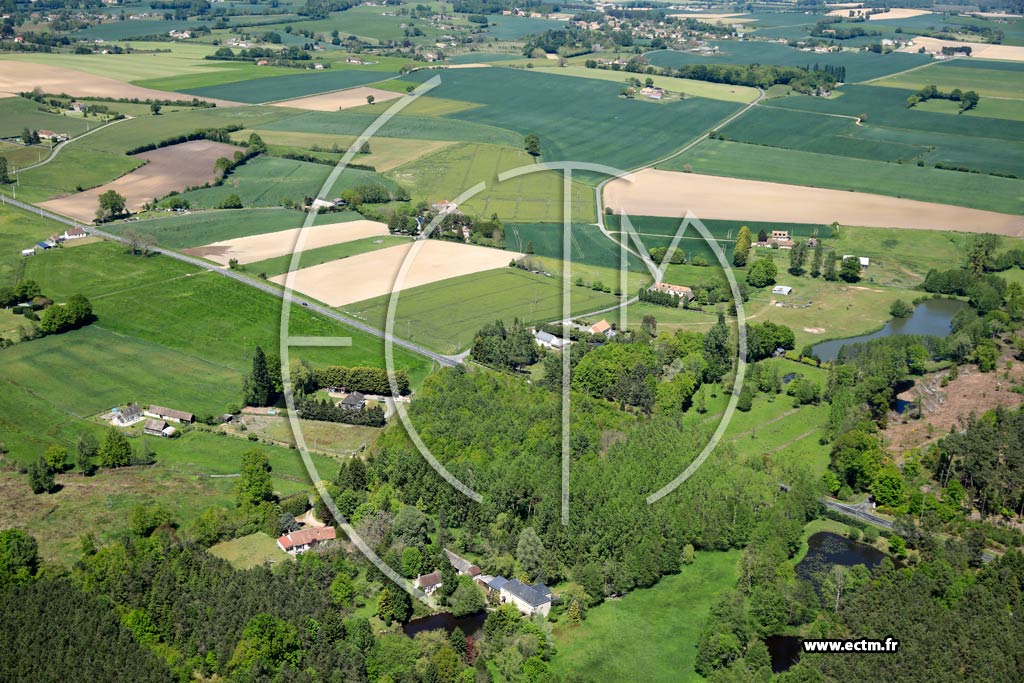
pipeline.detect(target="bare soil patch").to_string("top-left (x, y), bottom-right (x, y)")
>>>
top-left (669, 12), bottom-right (755, 23)
top-left (0, 61), bottom-right (238, 105)
top-left (899, 37), bottom-right (1024, 62)
top-left (39, 139), bottom-right (238, 222)
top-left (445, 63), bottom-right (494, 69)
top-left (271, 240), bottom-right (522, 307)
top-left (828, 8), bottom-right (931, 20)
top-left (183, 219), bottom-right (389, 265)
top-left (885, 359), bottom-right (1024, 454)
top-left (272, 86), bottom-right (402, 111)
top-left (605, 169), bottom-right (1024, 234)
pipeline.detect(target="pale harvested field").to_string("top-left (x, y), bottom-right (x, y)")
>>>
top-left (271, 240), bottom-right (522, 306)
top-left (40, 140), bottom-right (238, 221)
top-left (604, 169), bottom-right (1024, 235)
top-left (828, 8), bottom-right (930, 19)
top-left (234, 128), bottom-right (451, 172)
top-left (183, 219), bottom-right (389, 265)
top-left (272, 86), bottom-right (402, 111)
top-left (0, 61), bottom-right (238, 105)
top-left (899, 37), bottom-right (1024, 62)
top-left (670, 12), bottom-right (754, 23)
top-left (445, 63), bottom-right (494, 69)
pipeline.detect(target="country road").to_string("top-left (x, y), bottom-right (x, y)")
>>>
top-left (16, 115), bottom-right (133, 173)
top-left (0, 193), bottom-right (459, 368)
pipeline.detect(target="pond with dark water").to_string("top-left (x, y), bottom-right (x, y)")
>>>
top-left (811, 297), bottom-right (966, 362)
top-left (402, 610), bottom-right (487, 639)
top-left (765, 532), bottom-right (891, 672)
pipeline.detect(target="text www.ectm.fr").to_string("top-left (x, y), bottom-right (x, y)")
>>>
top-left (802, 638), bottom-right (900, 653)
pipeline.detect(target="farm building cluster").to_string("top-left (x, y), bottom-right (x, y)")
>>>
top-left (105, 403), bottom-right (194, 438)
top-left (415, 549), bottom-right (554, 616)
top-left (19, 225), bottom-right (88, 257)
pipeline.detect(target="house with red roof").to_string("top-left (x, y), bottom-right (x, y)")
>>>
top-left (276, 526), bottom-right (336, 555)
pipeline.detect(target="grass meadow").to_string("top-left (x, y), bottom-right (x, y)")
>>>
top-left (343, 267), bottom-right (622, 354)
top-left (0, 95), bottom-right (97, 139)
top-left (210, 532), bottom-right (292, 570)
top-left (550, 550), bottom-right (739, 683)
top-left (181, 68), bottom-right (399, 104)
top-left (390, 143), bottom-right (597, 223)
top-left (22, 241), bottom-right (434, 378)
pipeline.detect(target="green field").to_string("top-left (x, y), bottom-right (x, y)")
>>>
top-left (0, 96), bottom-right (97, 139)
top-left (390, 143), bottom-right (596, 223)
top-left (0, 203), bottom-right (61, 284)
top-left (550, 550), bottom-right (739, 683)
top-left (344, 267), bottom-right (622, 354)
top-left (521, 64), bottom-right (759, 103)
top-left (210, 532), bottom-right (292, 569)
top-left (261, 110), bottom-right (524, 146)
top-left (245, 234), bottom-right (411, 277)
top-left (913, 96), bottom-right (1024, 122)
top-left (508, 222), bottom-right (644, 272)
top-left (871, 60), bottom-right (1024, 100)
top-left (22, 241), bottom-right (434, 378)
top-left (118, 208), bottom-right (310, 248)
top-left (659, 138), bottom-right (1024, 215)
top-left (401, 67), bottom-right (743, 176)
top-left (181, 68), bottom-right (400, 104)
top-left (645, 41), bottom-right (931, 83)
top-left (14, 146), bottom-right (144, 203)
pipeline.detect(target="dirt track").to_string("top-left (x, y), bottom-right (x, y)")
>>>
top-left (183, 219), bottom-right (390, 265)
top-left (604, 169), bottom-right (1024, 235)
top-left (272, 86), bottom-right (402, 111)
top-left (40, 140), bottom-right (239, 222)
top-left (271, 240), bottom-right (522, 306)
top-left (0, 61), bottom-right (239, 105)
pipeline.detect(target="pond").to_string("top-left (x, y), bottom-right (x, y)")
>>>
top-left (402, 610), bottom-right (487, 640)
top-left (765, 532), bottom-right (890, 672)
top-left (811, 297), bottom-right (967, 362)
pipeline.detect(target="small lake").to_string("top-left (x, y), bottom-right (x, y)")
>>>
top-left (765, 532), bottom-right (890, 672)
top-left (796, 531), bottom-right (888, 586)
top-left (402, 611), bottom-right (487, 640)
top-left (811, 297), bottom-right (966, 362)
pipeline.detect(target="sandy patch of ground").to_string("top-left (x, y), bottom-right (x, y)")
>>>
top-left (183, 219), bottom-right (389, 265)
top-left (604, 169), bottom-right (1024, 235)
top-left (829, 8), bottom-right (930, 19)
top-left (445, 63), bottom-right (494, 69)
top-left (271, 86), bottom-right (403, 111)
top-left (885, 358), bottom-right (1024, 454)
top-left (803, 327), bottom-right (826, 334)
top-left (670, 12), bottom-right (755, 23)
top-left (972, 12), bottom-right (1024, 18)
top-left (39, 139), bottom-right (238, 222)
top-left (271, 240), bottom-right (522, 307)
top-left (899, 36), bottom-right (1024, 61)
top-left (0, 61), bottom-right (238, 105)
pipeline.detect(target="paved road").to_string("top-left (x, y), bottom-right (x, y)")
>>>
top-left (16, 116), bottom-right (133, 173)
top-left (821, 496), bottom-right (996, 562)
top-left (1, 194), bottom-right (459, 368)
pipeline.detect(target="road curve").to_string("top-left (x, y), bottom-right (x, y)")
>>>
top-left (0, 194), bottom-right (459, 368)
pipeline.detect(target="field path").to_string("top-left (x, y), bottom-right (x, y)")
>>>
top-left (857, 58), bottom-right (956, 85)
top-left (16, 115), bottom-right (133, 174)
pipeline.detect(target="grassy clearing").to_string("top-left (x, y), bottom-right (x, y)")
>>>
top-left (659, 138), bottom-right (1024, 215)
top-left (210, 532), bottom-right (292, 569)
top-left (913, 96), bottom-right (1024, 122)
top-left (255, 415), bottom-right (381, 454)
top-left (244, 234), bottom-right (411, 277)
top-left (871, 61), bottom-right (1024, 100)
top-left (390, 143), bottom-right (596, 223)
top-left (0, 140), bottom-right (49, 170)
top-left (521, 64), bottom-right (759, 103)
top-left (0, 203), bottom-right (61, 284)
top-left (550, 550), bottom-right (739, 683)
top-left (343, 267), bottom-right (622, 354)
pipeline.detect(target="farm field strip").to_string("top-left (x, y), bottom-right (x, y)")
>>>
top-left (608, 167), bottom-right (1024, 233)
top-left (271, 86), bottom-right (403, 111)
top-left (182, 219), bottom-right (390, 265)
top-left (271, 240), bottom-right (522, 307)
